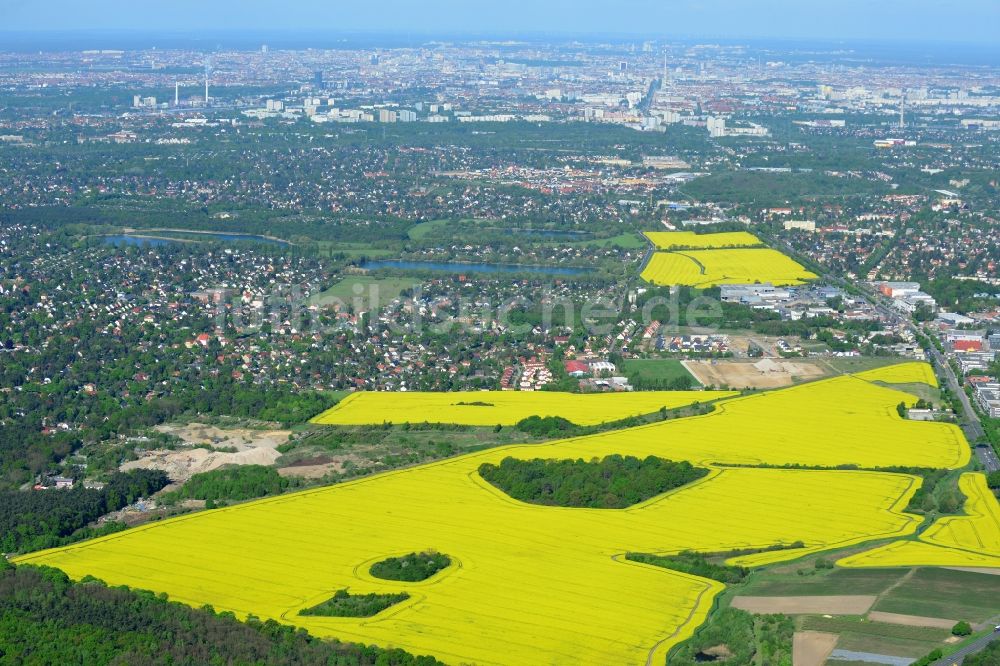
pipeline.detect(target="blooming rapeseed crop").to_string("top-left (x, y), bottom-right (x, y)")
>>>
top-left (17, 366), bottom-right (969, 665)
top-left (311, 390), bottom-right (733, 426)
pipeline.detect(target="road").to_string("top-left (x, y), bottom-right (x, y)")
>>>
top-left (925, 344), bottom-right (997, 471)
top-left (930, 629), bottom-right (1000, 665)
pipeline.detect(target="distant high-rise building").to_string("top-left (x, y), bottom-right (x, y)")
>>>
top-left (707, 116), bottom-right (726, 138)
top-left (398, 109), bottom-right (417, 122)
top-left (370, 53), bottom-right (380, 66)
top-left (313, 70), bottom-right (324, 89)
top-left (619, 61), bottom-right (628, 73)
top-left (261, 44), bottom-right (268, 54)
top-left (378, 109), bottom-right (397, 123)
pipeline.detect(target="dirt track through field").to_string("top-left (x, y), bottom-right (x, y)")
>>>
top-left (867, 611), bottom-right (956, 629)
top-left (731, 595), bottom-right (876, 614)
top-left (792, 630), bottom-right (838, 666)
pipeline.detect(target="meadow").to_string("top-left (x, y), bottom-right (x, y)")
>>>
top-left (640, 248), bottom-right (817, 288)
top-left (308, 276), bottom-right (418, 309)
top-left (16, 364), bottom-right (974, 665)
top-left (310, 390), bottom-right (729, 426)
top-left (643, 231), bottom-right (763, 250)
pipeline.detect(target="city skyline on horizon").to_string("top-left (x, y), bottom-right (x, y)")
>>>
top-left (2, 0), bottom-right (999, 45)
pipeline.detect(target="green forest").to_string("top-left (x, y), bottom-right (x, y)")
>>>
top-left (0, 563), bottom-right (440, 665)
top-left (0, 470), bottom-right (169, 554)
top-left (161, 465), bottom-right (302, 505)
top-left (478, 455), bottom-right (708, 509)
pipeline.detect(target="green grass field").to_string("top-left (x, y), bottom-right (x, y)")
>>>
top-left (833, 631), bottom-right (947, 659)
top-left (407, 219), bottom-right (462, 241)
top-left (741, 567), bottom-right (906, 597)
top-left (873, 381), bottom-right (941, 405)
top-left (817, 357), bottom-right (908, 375)
top-left (309, 276), bottom-right (418, 310)
top-left (622, 359), bottom-right (701, 387)
top-left (872, 568), bottom-right (1000, 623)
top-left (802, 616), bottom-right (951, 644)
top-left (314, 241), bottom-right (395, 258)
top-left (573, 232), bottom-right (647, 249)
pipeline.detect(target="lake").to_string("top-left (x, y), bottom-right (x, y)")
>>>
top-left (360, 259), bottom-right (591, 276)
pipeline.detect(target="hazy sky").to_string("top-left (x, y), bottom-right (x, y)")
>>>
top-left (2, 0), bottom-right (998, 44)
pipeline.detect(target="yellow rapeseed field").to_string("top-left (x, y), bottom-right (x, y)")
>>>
top-left (643, 231), bottom-right (762, 250)
top-left (541, 375), bottom-right (967, 470)
top-left (852, 361), bottom-right (939, 388)
top-left (17, 367), bottom-right (968, 665)
top-left (641, 248), bottom-right (817, 288)
top-left (311, 390), bottom-right (733, 426)
top-left (838, 473), bottom-right (1000, 569)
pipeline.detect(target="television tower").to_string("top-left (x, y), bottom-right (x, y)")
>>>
top-left (174, 81), bottom-right (180, 106)
top-left (204, 58), bottom-right (211, 105)
top-left (899, 91), bottom-right (906, 129)
top-left (662, 53), bottom-right (669, 91)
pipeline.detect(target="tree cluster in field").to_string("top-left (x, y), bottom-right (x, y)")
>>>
top-left (300, 589), bottom-right (410, 618)
top-left (0, 469), bottom-right (169, 554)
top-left (625, 551), bottom-right (749, 584)
top-left (669, 607), bottom-right (793, 666)
top-left (514, 415), bottom-right (579, 437)
top-left (951, 620), bottom-right (973, 636)
top-left (370, 552), bottom-right (452, 582)
top-left (478, 455), bottom-right (708, 509)
top-left (160, 465), bottom-right (301, 506)
top-left (0, 563), bottom-right (440, 665)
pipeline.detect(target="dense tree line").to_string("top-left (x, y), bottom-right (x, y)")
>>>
top-left (0, 564), bottom-right (440, 665)
top-left (669, 608), bottom-right (793, 666)
top-left (921, 277), bottom-right (1000, 314)
top-left (369, 552), bottom-right (451, 582)
top-left (161, 465), bottom-right (301, 505)
top-left (626, 551), bottom-right (749, 585)
top-left (629, 374), bottom-right (695, 391)
top-left (682, 170), bottom-right (889, 207)
top-left (0, 469), bottom-right (169, 554)
top-left (300, 590), bottom-right (411, 618)
top-left (478, 455), bottom-right (708, 509)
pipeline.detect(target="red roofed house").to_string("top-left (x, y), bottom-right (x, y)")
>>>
top-left (564, 360), bottom-right (589, 377)
top-left (953, 339), bottom-right (983, 353)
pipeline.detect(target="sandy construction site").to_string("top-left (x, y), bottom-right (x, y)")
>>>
top-left (120, 423), bottom-right (292, 483)
top-left (683, 358), bottom-right (826, 389)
